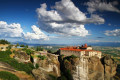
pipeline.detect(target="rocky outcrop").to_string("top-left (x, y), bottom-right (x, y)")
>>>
top-left (14, 50), bottom-right (30, 63)
top-left (88, 56), bottom-right (104, 80)
top-left (60, 55), bottom-right (117, 80)
top-left (102, 55), bottom-right (117, 80)
top-left (32, 53), bottom-right (60, 80)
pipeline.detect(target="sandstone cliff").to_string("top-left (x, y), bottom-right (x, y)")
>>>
top-left (32, 53), bottom-right (61, 80)
top-left (102, 55), bottom-right (117, 80)
top-left (59, 55), bottom-right (117, 80)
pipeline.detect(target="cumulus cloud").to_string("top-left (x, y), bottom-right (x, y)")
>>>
top-left (0, 21), bottom-right (23, 37)
top-left (85, 0), bottom-right (120, 13)
top-left (54, 0), bottom-right (86, 21)
top-left (105, 29), bottom-right (120, 36)
top-left (36, 0), bottom-right (105, 37)
top-left (24, 25), bottom-right (49, 40)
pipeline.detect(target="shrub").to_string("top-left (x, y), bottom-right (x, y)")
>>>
top-left (20, 44), bottom-right (25, 47)
top-left (35, 63), bottom-right (39, 69)
top-left (0, 71), bottom-right (19, 80)
top-left (47, 49), bottom-right (52, 53)
top-left (25, 49), bottom-right (33, 55)
top-left (65, 69), bottom-right (73, 80)
top-left (36, 46), bottom-right (43, 51)
top-left (38, 55), bottom-right (47, 60)
top-left (70, 55), bottom-right (77, 58)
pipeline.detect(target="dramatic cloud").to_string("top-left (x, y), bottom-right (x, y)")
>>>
top-left (36, 0), bottom-right (105, 37)
top-left (105, 29), bottom-right (120, 36)
top-left (54, 0), bottom-right (86, 21)
top-left (86, 0), bottom-right (120, 13)
top-left (24, 25), bottom-right (49, 40)
top-left (0, 21), bottom-right (23, 37)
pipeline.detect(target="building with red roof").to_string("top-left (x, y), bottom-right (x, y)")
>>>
top-left (59, 44), bottom-right (102, 58)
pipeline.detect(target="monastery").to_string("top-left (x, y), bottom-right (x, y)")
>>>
top-left (60, 44), bottom-right (102, 58)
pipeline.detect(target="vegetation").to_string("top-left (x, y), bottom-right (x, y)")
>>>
top-left (70, 55), bottom-right (77, 58)
top-left (38, 55), bottom-right (47, 60)
top-left (25, 45), bottom-right (28, 48)
top-left (15, 43), bottom-right (19, 47)
top-left (0, 39), bottom-right (10, 44)
top-left (64, 55), bottom-right (77, 61)
top-left (0, 50), bottom-right (34, 74)
top-left (47, 49), bottom-right (52, 53)
top-left (49, 74), bottom-right (57, 80)
top-left (26, 49), bottom-right (33, 55)
top-left (0, 71), bottom-right (19, 80)
top-left (20, 44), bottom-right (25, 47)
top-left (65, 69), bottom-right (73, 80)
top-left (22, 48), bottom-right (33, 55)
top-left (35, 63), bottom-right (39, 69)
top-left (36, 46), bottom-right (43, 51)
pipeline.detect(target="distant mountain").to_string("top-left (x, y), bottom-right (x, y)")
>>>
top-left (12, 41), bottom-right (120, 47)
top-left (88, 42), bottom-right (120, 47)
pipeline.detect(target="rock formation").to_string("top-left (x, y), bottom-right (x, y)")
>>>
top-left (14, 50), bottom-right (30, 63)
top-left (32, 53), bottom-right (61, 80)
top-left (88, 56), bottom-right (104, 80)
top-left (102, 55), bottom-right (117, 80)
top-left (59, 55), bottom-right (117, 80)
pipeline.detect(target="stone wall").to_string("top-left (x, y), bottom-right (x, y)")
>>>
top-left (60, 50), bottom-right (81, 57)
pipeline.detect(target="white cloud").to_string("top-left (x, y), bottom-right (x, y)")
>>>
top-left (105, 29), bottom-right (120, 36)
top-left (86, 0), bottom-right (120, 13)
top-left (24, 25), bottom-right (49, 40)
top-left (0, 21), bottom-right (23, 37)
top-left (61, 25), bottom-right (89, 37)
top-left (54, 0), bottom-right (86, 21)
top-left (36, 0), bottom-right (105, 37)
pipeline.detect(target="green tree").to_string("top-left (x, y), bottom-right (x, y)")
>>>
top-left (15, 43), bottom-right (19, 47)
top-left (47, 49), bottom-right (52, 53)
top-left (35, 63), bottom-right (39, 69)
top-left (26, 49), bottom-right (33, 55)
top-left (0, 39), bottom-right (10, 44)
top-left (36, 46), bottom-right (43, 51)
top-left (20, 44), bottom-right (25, 47)
top-left (25, 45), bottom-right (28, 48)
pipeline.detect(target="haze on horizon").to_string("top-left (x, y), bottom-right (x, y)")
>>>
top-left (0, 0), bottom-right (120, 45)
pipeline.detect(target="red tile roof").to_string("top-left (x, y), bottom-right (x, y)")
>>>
top-left (59, 48), bottom-right (101, 52)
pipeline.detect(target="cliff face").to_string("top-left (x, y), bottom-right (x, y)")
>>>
top-left (60, 55), bottom-right (117, 80)
top-left (32, 53), bottom-right (60, 80)
top-left (14, 50), bottom-right (30, 63)
top-left (88, 57), bottom-right (104, 80)
top-left (103, 56), bottom-right (117, 80)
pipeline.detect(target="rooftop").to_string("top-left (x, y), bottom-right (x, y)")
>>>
top-left (59, 44), bottom-right (101, 52)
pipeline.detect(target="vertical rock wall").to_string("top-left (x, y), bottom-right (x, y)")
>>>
top-left (62, 56), bottom-right (117, 80)
top-left (72, 57), bottom-right (88, 80)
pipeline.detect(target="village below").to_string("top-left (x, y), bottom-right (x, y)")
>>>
top-left (0, 39), bottom-right (120, 80)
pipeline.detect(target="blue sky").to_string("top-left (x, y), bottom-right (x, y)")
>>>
top-left (0, 0), bottom-right (120, 44)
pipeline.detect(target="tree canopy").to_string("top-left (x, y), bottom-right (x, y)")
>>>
top-left (0, 39), bottom-right (10, 44)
